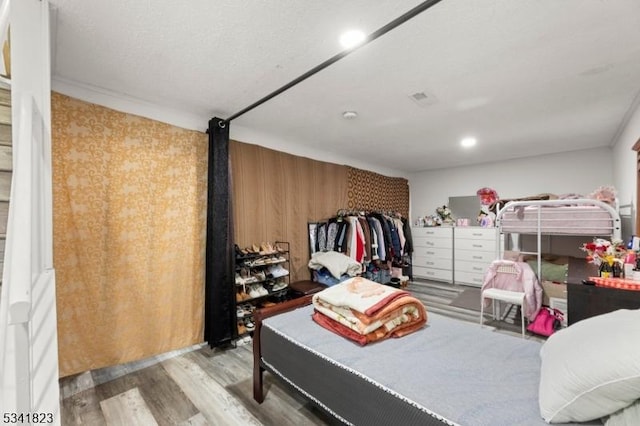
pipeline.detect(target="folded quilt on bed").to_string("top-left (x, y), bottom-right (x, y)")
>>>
top-left (311, 277), bottom-right (427, 345)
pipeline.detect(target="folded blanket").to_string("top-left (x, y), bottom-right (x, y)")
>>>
top-left (308, 251), bottom-right (362, 279)
top-left (312, 277), bottom-right (427, 345)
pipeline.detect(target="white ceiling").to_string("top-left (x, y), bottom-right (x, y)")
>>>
top-left (49, 0), bottom-right (640, 174)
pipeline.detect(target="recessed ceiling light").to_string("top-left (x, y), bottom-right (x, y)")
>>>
top-left (460, 137), bottom-right (477, 148)
top-left (339, 30), bottom-right (366, 49)
top-left (342, 111), bottom-right (358, 120)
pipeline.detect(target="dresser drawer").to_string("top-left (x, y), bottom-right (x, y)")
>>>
top-left (413, 255), bottom-right (452, 269)
top-left (414, 236), bottom-right (453, 249)
top-left (413, 266), bottom-right (453, 282)
top-left (455, 259), bottom-right (490, 274)
top-left (413, 246), bottom-right (452, 260)
top-left (455, 238), bottom-right (496, 252)
top-left (455, 227), bottom-right (496, 240)
top-left (455, 270), bottom-right (485, 287)
top-left (412, 227), bottom-right (453, 239)
top-left (454, 249), bottom-right (495, 263)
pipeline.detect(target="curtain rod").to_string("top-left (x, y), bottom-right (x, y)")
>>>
top-left (221, 0), bottom-right (444, 125)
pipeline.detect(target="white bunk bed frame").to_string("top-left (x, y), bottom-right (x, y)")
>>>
top-left (495, 198), bottom-right (622, 280)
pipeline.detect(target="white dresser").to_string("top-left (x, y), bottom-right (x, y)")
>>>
top-left (453, 227), bottom-right (498, 287)
top-left (412, 227), bottom-right (453, 282)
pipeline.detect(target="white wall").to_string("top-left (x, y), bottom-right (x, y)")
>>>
top-left (408, 147), bottom-right (613, 224)
top-left (612, 93), bottom-right (640, 235)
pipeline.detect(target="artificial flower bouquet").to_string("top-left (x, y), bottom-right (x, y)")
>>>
top-left (435, 205), bottom-right (453, 224)
top-left (579, 238), bottom-right (626, 266)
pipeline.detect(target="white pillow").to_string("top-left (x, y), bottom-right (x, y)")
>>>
top-left (604, 399), bottom-right (640, 426)
top-left (539, 309), bottom-right (640, 423)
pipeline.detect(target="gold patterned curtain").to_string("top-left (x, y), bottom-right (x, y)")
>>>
top-left (52, 93), bottom-right (208, 377)
top-left (347, 166), bottom-right (409, 217)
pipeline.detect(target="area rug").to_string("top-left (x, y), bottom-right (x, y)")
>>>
top-left (449, 287), bottom-right (491, 313)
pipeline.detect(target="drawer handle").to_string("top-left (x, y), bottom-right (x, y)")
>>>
top-left (426, 242), bottom-right (435, 246)
top-left (474, 278), bottom-right (482, 283)
top-left (427, 251), bottom-right (435, 255)
top-left (472, 255), bottom-right (483, 259)
top-left (472, 233), bottom-right (482, 236)
top-left (472, 244), bottom-right (483, 248)
top-left (427, 271), bottom-right (434, 275)
top-left (426, 262), bottom-right (434, 266)
top-left (472, 267), bottom-right (483, 271)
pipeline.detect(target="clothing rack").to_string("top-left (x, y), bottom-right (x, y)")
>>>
top-left (309, 208), bottom-right (413, 263)
top-left (309, 210), bottom-right (414, 284)
top-left (336, 208), bottom-right (404, 219)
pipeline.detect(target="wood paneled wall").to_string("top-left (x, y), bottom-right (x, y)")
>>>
top-left (230, 141), bottom-right (348, 281)
top-left (347, 167), bottom-right (409, 218)
top-left (230, 141), bottom-right (410, 282)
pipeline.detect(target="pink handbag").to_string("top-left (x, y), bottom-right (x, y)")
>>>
top-left (527, 307), bottom-right (563, 336)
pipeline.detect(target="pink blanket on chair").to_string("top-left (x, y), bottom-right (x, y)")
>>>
top-left (481, 260), bottom-right (543, 321)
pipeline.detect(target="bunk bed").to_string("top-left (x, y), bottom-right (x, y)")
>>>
top-left (496, 198), bottom-right (621, 240)
top-left (252, 296), bottom-right (603, 426)
top-left (495, 198), bottom-right (622, 280)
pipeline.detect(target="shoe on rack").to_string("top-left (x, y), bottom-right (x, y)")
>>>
top-left (244, 318), bottom-right (255, 331)
top-left (235, 244), bottom-right (247, 258)
top-left (247, 257), bottom-right (265, 267)
top-left (272, 281), bottom-right (288, 292)
top-left (236, 307), bottom-right (245, 318)
top-left (237, 322), bottom-right (247, 335)
top-left (248, 284), bottom-right (262, 299)
top-left (258, 284), bottom-right (269, 296)
top-left (235, 273), bottom-right (244, 285)
top-left (259, 242), bottom-right (276, 255)
top-left (236, 290), bottom-right (248, 302)
top-left (239, 304), bottom-right (253, 317)
top-left (268, 265), bottom-right (289, 278)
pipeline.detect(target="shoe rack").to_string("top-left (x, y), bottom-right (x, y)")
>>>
top-left (234, 241), bottom-right (291, 341)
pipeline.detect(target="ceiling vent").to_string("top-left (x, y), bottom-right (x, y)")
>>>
top-left (408, 90), bottom-right (437, 108)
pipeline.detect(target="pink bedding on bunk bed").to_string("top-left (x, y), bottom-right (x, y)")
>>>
top-left (500, 204), bottom-right (614, 235)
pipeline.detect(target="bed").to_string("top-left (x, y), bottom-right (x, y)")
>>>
top-left (252, 296), bottom-right (603, 426)
top-left (496, 198), bottom-right (621, 240)
top-left (495, 198), bottom-right (621, 284)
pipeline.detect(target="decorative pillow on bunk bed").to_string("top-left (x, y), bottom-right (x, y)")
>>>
top-left (538, 309), bottom-right (640, 423)
top-left (523, 254), bottom-right (569, 283)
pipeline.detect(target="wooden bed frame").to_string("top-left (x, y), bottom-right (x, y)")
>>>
top-left (252, 294), bottom-right (314, 403)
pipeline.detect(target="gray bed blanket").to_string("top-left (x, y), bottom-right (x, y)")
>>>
top-left (263, 306), bottom-right (600, 426)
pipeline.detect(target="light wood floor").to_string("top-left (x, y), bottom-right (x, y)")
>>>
top-left (59, 280), bottom-right (531, 425)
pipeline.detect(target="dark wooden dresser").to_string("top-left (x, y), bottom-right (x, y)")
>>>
top-left (566, 257), bottom-right (640, 325)
top-left (567, 283), bottom-right (640, 325)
